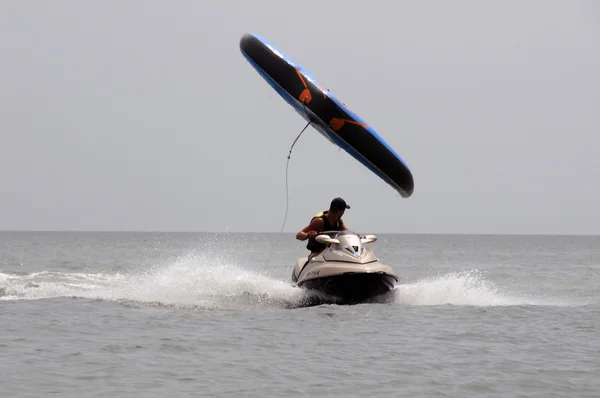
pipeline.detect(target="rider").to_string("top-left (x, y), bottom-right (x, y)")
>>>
top-left (296, 197), bottom-right (350, 259)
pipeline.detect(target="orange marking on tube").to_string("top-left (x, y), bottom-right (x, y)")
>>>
top-left (315, 80), bottom-right (327, 98)
top-left (330, 118), bottom-right (345, 131)
top-left (329, 117), bottom-right (368, 132)
top-left (294, 68), bottom-right (312, 103)
top-left (295, 68), bottom-right (307, 88)
top-left (299, 89), bottom-right (312, 103)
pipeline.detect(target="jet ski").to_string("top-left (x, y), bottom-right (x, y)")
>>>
top-left (292, 230), bottom-right (398, 304)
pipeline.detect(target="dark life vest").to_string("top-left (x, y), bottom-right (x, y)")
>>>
top-left (306, 210), bottom-right (343, 252)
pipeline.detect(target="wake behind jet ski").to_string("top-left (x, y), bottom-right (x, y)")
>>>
top-left (292, 230), bottom-right (398, 305)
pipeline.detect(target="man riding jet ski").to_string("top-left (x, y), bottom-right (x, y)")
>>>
top-left (294, 198), bottom-right (398, 304)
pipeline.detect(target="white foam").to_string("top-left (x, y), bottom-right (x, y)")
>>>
top-left (394, 269), bottom-right (577, 307)
top-left (1, 261), bottom-right (583, 309)
top-left (0, 252), bottom-right (311, 310)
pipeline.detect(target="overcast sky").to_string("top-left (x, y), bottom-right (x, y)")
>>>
top-left (1, 1), bottom-right (598, 234)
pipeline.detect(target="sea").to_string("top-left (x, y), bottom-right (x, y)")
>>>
top-left (1, 231), bottom-right (599, 397)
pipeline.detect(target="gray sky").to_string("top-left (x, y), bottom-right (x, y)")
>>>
top-left (1, 1), bottom-right (599, 234)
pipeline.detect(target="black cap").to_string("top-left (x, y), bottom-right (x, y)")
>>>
top-left (330, 197), bottom-right (350, 210)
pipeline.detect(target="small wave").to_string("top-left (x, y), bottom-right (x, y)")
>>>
top-left (394, 269), bottom-right (580, 307)
top-left (1, 263), bottom-right (584, 309)
top-left (0, 253), bottom-right (320, 310)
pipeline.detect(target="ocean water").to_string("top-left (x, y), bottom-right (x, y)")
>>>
top-left (1, 231), bottom-right (599, 397)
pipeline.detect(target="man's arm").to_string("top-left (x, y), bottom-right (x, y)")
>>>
top-left (296, 218), bottom-right (324, 241)
top-left (340, 219), bottom-right (349, 231)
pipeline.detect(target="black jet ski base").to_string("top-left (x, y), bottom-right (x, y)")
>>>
top-left (298, 272), bottom-right (397, 305)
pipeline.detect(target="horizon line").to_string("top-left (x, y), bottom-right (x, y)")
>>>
top-left (0, 229), bottom-right (599, 237)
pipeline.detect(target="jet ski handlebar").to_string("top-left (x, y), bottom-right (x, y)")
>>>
top-left (316, 231), bottom-right (377, 245)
